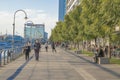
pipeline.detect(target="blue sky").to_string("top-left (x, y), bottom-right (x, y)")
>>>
top-left (0, 0), bottom-right (59, 37)
top-left (0, 0), bottom-right (58, 16)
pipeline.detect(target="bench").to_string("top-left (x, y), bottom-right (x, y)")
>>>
top-left (98, 57), bottom-right (110, 64)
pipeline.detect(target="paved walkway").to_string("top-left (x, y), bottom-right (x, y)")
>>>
top-left (0, 46), bottom-right (120, 80)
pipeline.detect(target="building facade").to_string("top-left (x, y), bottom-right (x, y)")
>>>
top-left (24, 23), bottom-right (45, 41)
top-left (44, 32), bottom-right (48, 41)
top-left (66, 0), bottom-right (80, 13)
top-left (58, 0), bottom-right (66, 21)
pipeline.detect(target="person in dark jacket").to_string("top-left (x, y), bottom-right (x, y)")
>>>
top-left (98, 46), bottom-right (104, 57)
top-left (34, 40), bottom-right (40, 61)
top-left (51, 42), bottom-right (56, 52)
top-left (94, 46), bottom-right (104, 63)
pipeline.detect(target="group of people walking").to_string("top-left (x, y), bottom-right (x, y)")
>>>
top-left (23, 40), bottom-right (57, 61)
top-left (43, 41), bottom-right (56, 52)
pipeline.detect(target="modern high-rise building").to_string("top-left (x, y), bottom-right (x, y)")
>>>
top-left (58, 0), bottom-right (66, 21)
top-left (24, 23), bottom-right (48, 43)
top-left (66, 0), bottom-right (80, 14)
top-left (24, 23), bottom-right (45, 40)
top-left (44, 32), bottom-right (48, 41)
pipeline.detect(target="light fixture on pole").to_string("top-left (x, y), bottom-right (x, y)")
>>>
top-left (12, 9), bottom-right (28, 49)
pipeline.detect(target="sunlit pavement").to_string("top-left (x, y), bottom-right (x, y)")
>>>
top-left (0, 46), bottom-right (120, 80)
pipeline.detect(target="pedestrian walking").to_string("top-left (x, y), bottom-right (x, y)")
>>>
top-left (94, 46), bottom-right (104, 63)
top-left (98, 46), bottom-right (104, 57)
top-left (34, 40), bottom-right (40, 61)
top-left (45, 42), bottom-right (48, 52)
top-left (51, 42), bottom-right (56, 53)
top-left (39, 42), bottom-right (41, 52)
top-left (23, 41), bottom-right (31, 61)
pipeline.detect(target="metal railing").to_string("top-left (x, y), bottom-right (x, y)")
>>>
top-left (0, 46), bottom-right (24, 66)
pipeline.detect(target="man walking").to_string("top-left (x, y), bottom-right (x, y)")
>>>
top-left (34, 40), bottom-right (40, 61)
top-left (51, 42), bottom-right (56, 53)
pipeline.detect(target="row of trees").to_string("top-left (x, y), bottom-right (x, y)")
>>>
top-left (50, 0), bottom-right (120, 48)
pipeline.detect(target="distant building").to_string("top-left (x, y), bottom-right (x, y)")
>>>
top-left (58, 0), bottom-right (66, 21)
top-left (44, 32), bottom-right (48, 41)
top-left (24, 23), bottom-right (45, 39)
top-left (66, 0), bottom-right (80, 14)
top-left (24, 23), bottom-right (48, 43)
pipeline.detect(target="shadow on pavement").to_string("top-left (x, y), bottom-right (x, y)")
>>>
top-left (7, 55), bottom-right (33, 80)
top-left (67, 50), bottom-right (120, 78)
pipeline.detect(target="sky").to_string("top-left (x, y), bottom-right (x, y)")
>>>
top-left (0, 0), bottom-right (58, 37)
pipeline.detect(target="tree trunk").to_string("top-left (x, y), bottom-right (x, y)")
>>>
top-left (77, 42), bottom-right (79, 50)
top-left (82, 40), bottom-right (84, 53)
top-left (108, 36), bottom-right (112, 58)
top-left (95, 37), bottom-right (97, 46)
top-left (73, 42), bottom-right (75, 49)
top-left (70, 41), bottom-right (72, 48)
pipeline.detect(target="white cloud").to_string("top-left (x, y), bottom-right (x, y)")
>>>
top-left (0, 9), bottom-right (58, 38)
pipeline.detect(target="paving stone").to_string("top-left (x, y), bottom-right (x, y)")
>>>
top-left (0, 46), bottom-right (120, 80)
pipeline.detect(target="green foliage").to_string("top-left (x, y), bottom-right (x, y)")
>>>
top-left (50, 0), bottom-right (120, 45)
top-left (110, 58), bottom-right (120, 65)
top-left (82, 50), bottom-right (94, 57)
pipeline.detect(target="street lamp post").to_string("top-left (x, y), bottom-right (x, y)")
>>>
top-left (12, 9), bottom-right (28, 49)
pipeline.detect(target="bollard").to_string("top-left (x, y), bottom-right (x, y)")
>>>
top-left (7, 50), bottom-right (10, 63)
top-left (0, 51), bottom-right (2, 66)
top-left (12, 49), bottom-right (15, 60)
top-left (10, 50), bottom-right (12, 62)
top-left (4, 50), bottom-right (6, 65)
top-left (0, 46), bottom-right (25, 66)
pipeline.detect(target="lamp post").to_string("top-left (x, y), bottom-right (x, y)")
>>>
top-left (24, 21), bottom-right (34, 43)
top-left (12, 9), bottom-right (28, 49)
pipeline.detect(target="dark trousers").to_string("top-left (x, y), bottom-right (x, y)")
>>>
top-left (25, 52), bottom-right (29, 60)
top-left (35, 51), bottom-right (39, 61)
top-left (45, 47), bottom-right (48, 52)
top-left (52, 48), bottom-right (56, 52)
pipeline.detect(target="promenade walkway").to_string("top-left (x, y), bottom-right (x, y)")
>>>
top-left (0, 46), bottom-right (120, 80)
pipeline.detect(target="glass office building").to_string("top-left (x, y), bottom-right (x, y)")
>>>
top-left (24, 23), bottom-right (45, 40)
top-left (58, 0), bottom-right (66, 21)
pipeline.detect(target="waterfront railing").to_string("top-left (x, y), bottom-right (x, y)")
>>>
top-left (0, 46), bottom-right (24, 66)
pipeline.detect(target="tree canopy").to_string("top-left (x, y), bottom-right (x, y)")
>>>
top-left (50, 0), bottom-right (120, 45)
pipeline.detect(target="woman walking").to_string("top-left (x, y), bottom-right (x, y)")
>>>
top-left (24, 41), bottom-right (31, 61)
